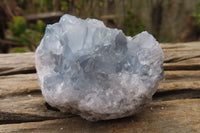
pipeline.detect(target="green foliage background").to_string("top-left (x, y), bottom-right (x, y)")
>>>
top-left (7, 16), bottom-right (46, 52)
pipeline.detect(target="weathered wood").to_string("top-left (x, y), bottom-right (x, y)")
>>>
top-left (1, 71), bottom-right (199, 96)
top-left (0, 42), bottom-right (200, 75)
top-left (158, 70), bottom-right (200, 92)
top-left (160, 42), bottom-right (200, 50)
top-left (0, 99), bottom-right (199, 133)
top-left (0, 42), bottom-right (199, 75)
top-left (163, 62), bottom-right (200, 70)
top-left (0, 74), bottom-right (72, 123)
top-left (0, 52), bottom-right (35, 75)
top-left (163, 70), bottom-right (200, 81)
top-left (159, 81), bottom-right (200, 92)
top-left (0, 95), bottom-right (72, 123)
top-left (0, 70), bottom-right (199, 124)
top-left (0, 41), bottom-right (199, 132)
top-left (161, 42), bottom-right (200, 63)
top-left (0, 74), bottom-right (39, 97)
top-left (164, 51), bottom-right (200, 63)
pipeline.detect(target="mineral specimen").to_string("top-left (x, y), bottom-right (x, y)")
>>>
top-left (35, 14), bottom-right (164, 121)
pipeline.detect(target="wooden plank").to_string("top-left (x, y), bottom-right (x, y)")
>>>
top-left (0, 52), bottom-right (35, 75)
top-left (0, 71), bottom-right (200, 97)
top-left (164, 51), bottom-right (200, 63)
top-left (0, 95), bottom-right (72, 123)
top-left (0, 74), bottom-right (72, 123)
top-left (163, 70), bottom-right (200, 81)
top-left (0, 42), bottom-right (199, 75)
top-left (160, 71), bottom-right (200, 90)
top-left (161, 42), bottom-right (200, 63)
top-left (1, 70), bottom-right (200, 98)
top-left (0, 99), bottom-right (199, 133)
top-left (158, 81), bottom-right (200, 92)
top-left (0, 71), bottom-right (200, 98)
top-left (0, 41), bottom-right (199, 132)
top-left (0, 74), bottom-right (39, 97)
top-left (0, 70), bottom-right (199, 123)
top-left (160, 41), bottom-right (200, 50)
top-left (163, 63), bottom-right (200, 70)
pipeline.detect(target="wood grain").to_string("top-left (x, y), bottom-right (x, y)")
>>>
top-left (0, 74), bottom-right (39, 97)
top-left (1, 71), bottom-right (199, 96)
top-left (0, 71), bottom-right (199, 125)
top-left (0, 42), bottom-right (199, 132)
top-left (0, 42), bottom-right (200, 75)
top-left (0, 52), bottom-right (35, 75)
top-left (0, 99), bottom-right (199, 133)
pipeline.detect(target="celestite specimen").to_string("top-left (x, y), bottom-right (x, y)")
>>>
top-left (35, 14), bottom-right (164, 121)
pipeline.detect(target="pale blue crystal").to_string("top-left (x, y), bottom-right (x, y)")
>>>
top-left (35, 14), bottom-right (164, 121)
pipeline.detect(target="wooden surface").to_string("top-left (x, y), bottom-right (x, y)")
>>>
top-left (0, 42), bottom-right (200, 133)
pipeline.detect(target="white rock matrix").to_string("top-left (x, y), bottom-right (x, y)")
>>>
top-left (35, 14), bottom-right (164, 121)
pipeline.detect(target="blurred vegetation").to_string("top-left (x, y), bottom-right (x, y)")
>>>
top-left (7, 16), bottom-right (46, 51)
top-left (158, 36), bottom-right (174, 43)
top-left (10, 47), bottom-right (28, 53)
top-left (0, 0), bottom-right (200, 53)
top-left (193, 2), bottom-right (200, 29)
top-left (5, 0), bottom-right (147, 53)
top-left (17, 0), bottom-right (53, 13)
top-left (122, 9), bottom-right (145, 37)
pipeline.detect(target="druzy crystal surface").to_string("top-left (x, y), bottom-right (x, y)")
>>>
top-left (35, 14), bottom-right (164, 121)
